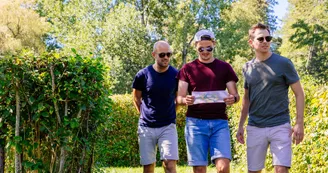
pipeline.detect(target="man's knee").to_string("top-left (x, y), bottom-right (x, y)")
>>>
top-left (143, 163), bottom-right (155, 173)
top-left (162, 160), bottom-right (176, 173)
top-left (215, 158), bottom-right (230, 173)
top-left (193, 166), bottom-right (206, 173)
top-left (274, 165), bottom-right (289, 173)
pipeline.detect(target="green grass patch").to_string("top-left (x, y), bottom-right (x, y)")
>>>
top-left (102, 166), bottom-right (215, 173)
top-left (101, 164), bottom-right (248, 173)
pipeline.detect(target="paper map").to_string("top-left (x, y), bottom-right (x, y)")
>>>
top-left (192, 90), bottom-right (229, 104)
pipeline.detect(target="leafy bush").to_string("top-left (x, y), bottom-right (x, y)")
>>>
top-left (97, 94), bottom-right (188, 167)
top-left (0, 50), bottom-right (112, 172)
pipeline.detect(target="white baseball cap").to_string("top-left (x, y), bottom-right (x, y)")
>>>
top-left (194, 29), bottom-right (215, 42)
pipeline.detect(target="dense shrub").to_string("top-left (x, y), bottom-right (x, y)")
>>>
top-left (98, 94), bottom-right (188, 167)
top-left (0, 51), bottom-right (112, 172)
top-left (102, 76), bottom-right (327, 173)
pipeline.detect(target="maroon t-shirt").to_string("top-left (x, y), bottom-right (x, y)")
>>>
top-left (177, 58), bottom-right (238, 119)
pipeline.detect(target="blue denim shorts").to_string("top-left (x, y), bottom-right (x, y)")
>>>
top-left (185, 117), bottom-right (231, 166)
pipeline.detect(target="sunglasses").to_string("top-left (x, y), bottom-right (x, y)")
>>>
top-left (157, 52), bottom-right (172, 58)
top-left (198, 46), bottom-right (213, 52)
top-left (256, 36), bottom-right (273, 43)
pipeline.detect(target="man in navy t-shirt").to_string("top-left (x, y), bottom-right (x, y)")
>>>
top-left (132, 41), bottom-right (178, 173)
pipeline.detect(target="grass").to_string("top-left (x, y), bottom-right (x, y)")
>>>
top-left (101, 164), bottom-right (250, 173)
top-left (102, 166), bottom-right (218, 173)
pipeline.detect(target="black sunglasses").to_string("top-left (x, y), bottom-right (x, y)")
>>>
top-left (256, 36), bottom-right (273, 43)
top-left (198, 46), bottom-right (213, 52)
top-left (157, 52), bottom-right (172, 58)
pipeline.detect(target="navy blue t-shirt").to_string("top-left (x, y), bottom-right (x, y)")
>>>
top-left (132, 65), bottom-right (178, 128)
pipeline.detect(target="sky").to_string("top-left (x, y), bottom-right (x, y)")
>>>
top-left (273, 0), bottom-right (289, 29)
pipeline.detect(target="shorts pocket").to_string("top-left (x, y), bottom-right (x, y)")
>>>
top-left (185, 117), bottom-right (200, 126)
top-left (246, 126), bottom-right (264, 148)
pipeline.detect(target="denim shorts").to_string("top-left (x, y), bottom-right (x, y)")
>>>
top-left (185, 117), bottom-right (231, 166)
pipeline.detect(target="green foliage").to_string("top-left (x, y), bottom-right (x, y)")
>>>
top-left (217, 0), bottom-right (277, 62)
top-left (279, 0), bottom-right (328, 83)
top-left (289, 20), bottom-right (328, 82)
top-left (289, 77), bottom-right (328, 172)
top-left (96, 94), bottom-right (188, 167)
top-left (102, 4), bottom-right (154, 94)
top-left (94, 94), bottom-right (139, 167)
top-left (36, 1), bottom-right (154, 94)
top-left (0, 0), bottom-right (49, 54)
top-left (0, 51), bottom-right (112, 172)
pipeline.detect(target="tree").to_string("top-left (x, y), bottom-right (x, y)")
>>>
top-left (279, 0), bottom-right (328, 82)
top-left (36, 0), bottom-right (154, 94)
top-left (101, 4), bottom-right (153, 94)
top-left (0, 0), bottom-right (49, 54)
top-left (216, 0), bottom-right (277, 63)
top-left (164, 0), bottom-right (231, 68)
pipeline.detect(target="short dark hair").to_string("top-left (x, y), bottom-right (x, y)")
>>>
top-left (249, 23), bottom-right (271, 39)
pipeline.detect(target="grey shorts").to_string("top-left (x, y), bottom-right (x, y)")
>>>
top-left (138, 123), bottom-right (179, 165)
top-left (246, 123), bottom-right (292, 171)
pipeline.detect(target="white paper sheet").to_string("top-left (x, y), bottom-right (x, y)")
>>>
top-left (192, 90), bottom-right (229, 104)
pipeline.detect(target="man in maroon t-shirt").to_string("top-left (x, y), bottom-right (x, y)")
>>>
top-left (177, 29), bottom-right (239, 173)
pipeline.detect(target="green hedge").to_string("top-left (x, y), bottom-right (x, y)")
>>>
top-left (96, 94), bottom-right (188, 167)
top-left (0, 51), bottom-right (112, 172)
top-left (102, 79), bottom-right (328, 172)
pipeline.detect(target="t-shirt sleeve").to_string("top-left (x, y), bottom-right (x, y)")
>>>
top-left (225, 63), bottom-right (239, 84)
top-left (284, 59), bottom-right (300, 85)
top-left (132, 70), bottom-right (145, 91)
top-left (177, 65), bottom-right (190, 83)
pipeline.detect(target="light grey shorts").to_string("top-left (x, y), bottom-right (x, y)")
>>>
top-left (246, 123), bottom-right (292, 171)
top-left (138, 123), bottom-right (179, 165)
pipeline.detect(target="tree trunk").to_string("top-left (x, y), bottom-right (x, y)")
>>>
top-left (0, 138), bottom-right (5, 173)
top-left (87, 145), bottom-right (94, 173)
top-left (181, 34), bottom-right (196, 67)
top-left (139, 0), bottom-right (146, 26)
top-left (77, 146), bottom-right (86, 173)
top-left (58, 147), bottom-right (66, 173)
top-left (50, 65), bottom-right (61, 125)
top-left (182, 45), bottom-right (187, 66)
top-left (306, 28), bottom-right (317, 71)
top-left (50, 64), bottom-right (66, 173)
top-left (49, 146), bottom-right (56, 173)
top-left (15, 80), bottom-right (22, 173)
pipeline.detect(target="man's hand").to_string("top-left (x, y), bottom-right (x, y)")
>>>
top-left (224, 94), bottom-right (235, 105)
top-left (184, 95), bottom-right (195, 105)
top-left (236, 127), bottom-right (245, 144)
top-left (292, 123), bottom-right (304, 145)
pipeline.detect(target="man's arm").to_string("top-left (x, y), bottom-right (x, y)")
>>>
top-left (132, 89), bottom-right (142, 114)
top-left (236, 88), bottom-right (250, 144)
top-left (175, 92), bottom-right (179, 110)
top-left (224, 81), bottom-right (240, 105)
top-left (176, 80), bottom-right (194, 105)
top-left (290, 81), bottom-right (305, 145)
